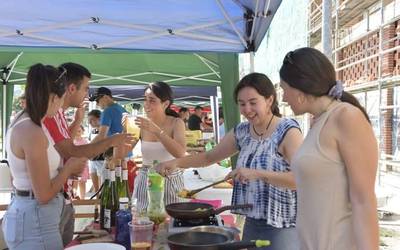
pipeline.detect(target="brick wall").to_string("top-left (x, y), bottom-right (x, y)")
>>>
top-left (382, 88), bottom-right (394, 162)
top-left (337, 32), bottom-right (379, 87)
top-left (335, 21), bottom-right (400, 161)
top-left (393, 20), bottom-right (400, 75)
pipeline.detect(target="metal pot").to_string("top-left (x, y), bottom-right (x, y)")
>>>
top-left (188, 226), bottom-right (240, 242)
top-left (167, 231), bottom-right (270, 250)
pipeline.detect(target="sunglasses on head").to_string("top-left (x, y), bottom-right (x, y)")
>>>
top-left (55, 67), bottom-right (67, 83)
top-left (53, 67), bottom-right (67, 97)
top-left (283, 51), bottom-right (294, 65)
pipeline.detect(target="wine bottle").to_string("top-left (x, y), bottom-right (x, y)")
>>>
top-left (104, 167), bottom-right (119, 231)
top-left (119, 160), bottom-right (131, 203)
top-left (100, 163), bottom-right (110, 229)
top-left (114, 159), bottom-right (122, 194)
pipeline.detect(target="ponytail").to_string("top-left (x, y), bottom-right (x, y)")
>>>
top-left (340, 91), bottom-right (370, 123)
top-left (25, 64), bottom-right (51, 126)
top-left (165, 106), bottom-right (179, 118)
top-left (24, 64), bottom-right (66, 126)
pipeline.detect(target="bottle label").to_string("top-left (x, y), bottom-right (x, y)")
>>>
top-left (104, 209), bottom-right (111, 229)
top-left (110, 171), bottom-right (116, 182)
top-left (119, 202), bottom-right (129, 210)
top-left (104, 169), bottom-right (109, 180)
top-left (115, 166), bottom-right (121, 177)
top-left (122, 170), bottom-right (128, 180)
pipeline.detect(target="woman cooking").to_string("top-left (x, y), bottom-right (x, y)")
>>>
top-left (156, 73), bottom-right (303, 250)
top-left (132, 81), bottom-right (187, 212)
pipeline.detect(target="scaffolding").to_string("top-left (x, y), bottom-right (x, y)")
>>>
top-left (308, 0), bottom-right (400, 185)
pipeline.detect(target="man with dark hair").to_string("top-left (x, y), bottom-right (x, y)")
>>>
top-left (43, 63), bottom-right (132, 246)
top-left (89, 87), bottom-right (128, 143)
top-left (188, 105), bottom-right (204, 131)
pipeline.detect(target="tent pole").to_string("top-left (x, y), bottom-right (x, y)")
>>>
top-left (2, 83), bottom-right (6, 157)
top-left (249, 52), bottom-right (255, 72)
top-left (218, 53), bottom-right (239, 168)
top-left (1, 52), bottom-right (23, 157)
top-left (210, 95), bottom-right (219, 143)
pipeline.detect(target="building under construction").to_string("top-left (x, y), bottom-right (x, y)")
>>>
top-left (309, 0), bottom-right (400, 194)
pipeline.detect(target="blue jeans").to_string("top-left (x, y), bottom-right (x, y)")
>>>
top-left (243, 217), bottom-right (299, 250)
top-left (2, 193), bottom-right (64, 250)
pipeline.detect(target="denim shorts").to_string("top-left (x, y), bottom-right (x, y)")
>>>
top-left (2, 193), bottom-right (64, 250)
top-left (242, 217), bottom-right (299, 250)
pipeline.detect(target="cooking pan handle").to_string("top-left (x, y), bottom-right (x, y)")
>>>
top-left (217, 239), bottom-right (271, 250)
top-left (214, 204), bottom-right (253, 215)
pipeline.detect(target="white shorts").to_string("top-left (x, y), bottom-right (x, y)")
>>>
top-left (89, 160), bottom-right (105, 181)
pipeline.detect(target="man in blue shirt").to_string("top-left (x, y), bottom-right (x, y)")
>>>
top-left (89, 87), bottom-right (132, 158)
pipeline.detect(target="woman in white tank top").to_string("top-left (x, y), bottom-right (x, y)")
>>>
top-left (132, 81), bottom-right (186, 212)
top-left (2, 64), bottom-right (87, 250)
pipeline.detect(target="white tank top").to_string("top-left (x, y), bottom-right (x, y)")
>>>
top-left (6, 117), bottom-right (61, 190)
top-left (141, 141), bottom-right (175, 166)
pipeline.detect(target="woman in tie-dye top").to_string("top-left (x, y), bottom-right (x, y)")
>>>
top-left (156, 73), bottom-right (303, 250)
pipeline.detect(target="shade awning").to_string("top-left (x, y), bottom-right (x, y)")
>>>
top-left (0, 0), bottom-right (282, 53)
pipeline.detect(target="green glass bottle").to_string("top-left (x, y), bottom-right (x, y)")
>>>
top-left (100, 162), bottom-right (110, 229)
top-left (104, 167), bottom-right (119, 231)
top-left (119, 160), bottom-right (131, 203)
top-left (114, 159), bottom-right (122, 194)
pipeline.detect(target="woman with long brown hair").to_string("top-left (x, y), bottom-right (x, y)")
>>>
top-left (279, 47), bottom-right (379, 250)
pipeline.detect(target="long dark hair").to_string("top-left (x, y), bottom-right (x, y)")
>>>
top-left (145, 81), bottom-right (179, 117)
top-left (24, 64), bottom-right (67, 126)
top-left (234, 72), bottom-right (281, 117)
top-left (279, 47), bottom-right (369, 122)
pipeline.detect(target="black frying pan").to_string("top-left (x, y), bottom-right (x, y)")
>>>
top-left (165, 202), bottom-right (253, 220)
top-left (167, 231), bottom-right (270, 250)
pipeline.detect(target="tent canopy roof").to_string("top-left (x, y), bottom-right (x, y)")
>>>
top-left (1, 49), bottom-right (222, 87)
top-left (0, 0), bottom-right (281, 53)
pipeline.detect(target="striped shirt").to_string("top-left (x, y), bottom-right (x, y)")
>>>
top-left (43, 108), bottom-right (74, 203)
top-left (231, 118), bottom-right (299, 228)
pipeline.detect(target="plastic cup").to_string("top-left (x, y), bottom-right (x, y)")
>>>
top-left (126, 115), bottom-right (140, 140)
top-left (129, 220), bottom-right (154, 250)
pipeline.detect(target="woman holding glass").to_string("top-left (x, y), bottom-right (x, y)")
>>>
top-left (132, 81), bottom-right (186, 212)
top-left (2, 64), bottom-right (86, 250)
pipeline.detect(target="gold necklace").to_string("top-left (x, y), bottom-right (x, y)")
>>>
top-left (253, 115), bottom-right (274, 139)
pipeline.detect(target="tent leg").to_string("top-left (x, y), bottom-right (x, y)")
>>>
top-left (210, 95), bottom-right (219, 143)
top-left (218, 53), bottom-right (239, 168)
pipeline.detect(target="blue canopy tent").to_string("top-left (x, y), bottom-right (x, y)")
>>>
top-left (0, 0), bottom-right (282, 156)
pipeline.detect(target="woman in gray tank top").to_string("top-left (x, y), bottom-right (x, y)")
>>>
top-left (279, 47), bottom-right (379, 250)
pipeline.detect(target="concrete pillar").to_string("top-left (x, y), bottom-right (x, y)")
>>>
top-left (322, 0), bottom-right (332, 60)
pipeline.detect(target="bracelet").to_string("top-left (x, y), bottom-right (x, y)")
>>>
top-left (158, 130), bottom-right (165, 136)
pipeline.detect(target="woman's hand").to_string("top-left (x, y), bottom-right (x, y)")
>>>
top-left (228, 168), bottom-right (260, 184)
top-left (155, 159), bottom-right (178, 177)
top-left (64, 157), bottom-right (87, 176)
top-left (135, 116), bottom-right (162, 135)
